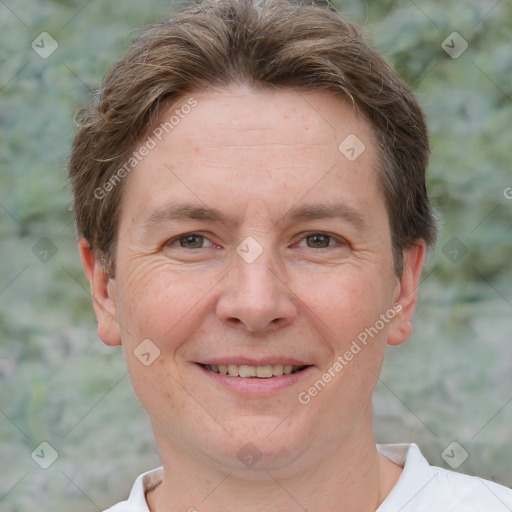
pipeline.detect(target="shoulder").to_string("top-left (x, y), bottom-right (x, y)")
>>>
top-left (102, 467), bottom-right (163, 512)
top-left (377, 443), bottom-right (512, 512)
top-left (103, 503), bottom-right (131, 512)
top-left (429, 465), bottom-right (512, 510)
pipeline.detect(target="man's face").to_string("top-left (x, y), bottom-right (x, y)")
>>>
top-left (87, 86), bottom-right (421, 474)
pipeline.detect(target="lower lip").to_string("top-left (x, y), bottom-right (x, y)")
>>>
top-left (195, 364), bottom-right (314, 395)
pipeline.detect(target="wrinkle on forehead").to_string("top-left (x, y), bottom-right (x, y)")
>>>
top-left (200, 143), bottom-right (330, 150)
top-left (188, 142), bottom-right (337, 172)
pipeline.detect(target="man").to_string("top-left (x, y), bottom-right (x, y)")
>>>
top-left (68, 0), bottom-right (512, 510)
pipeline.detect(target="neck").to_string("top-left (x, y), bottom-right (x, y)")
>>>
top-left (148, 408), bottom-right (402, 512)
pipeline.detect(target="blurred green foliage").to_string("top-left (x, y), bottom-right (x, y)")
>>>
top-left (0, 0), bottom-right (510, 510)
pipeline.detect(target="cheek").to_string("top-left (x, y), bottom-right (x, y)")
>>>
top-left (115, 259), bottom-right (219, 348)
top-left (294, 266), bottom-right (392, 336)
top-left (123, 352), bottom-right (196, 443)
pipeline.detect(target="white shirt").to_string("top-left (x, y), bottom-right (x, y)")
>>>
top-left (104, 443), bottom-right (512, 511)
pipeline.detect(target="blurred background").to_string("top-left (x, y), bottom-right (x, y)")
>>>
top-left (0, 0), bottom-right (510, 510)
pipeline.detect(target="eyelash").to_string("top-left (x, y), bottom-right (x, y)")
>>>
top-left (165, 232), bottom-right (347, 250)
top-left (166, 232), bottom-right (217, 249)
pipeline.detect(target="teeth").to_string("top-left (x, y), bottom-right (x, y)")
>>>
top-left (204, 363), bottom-right (306, 378)
top-left (272, 364), bottom-right (284, 376)
top-left (239, 365), bottom-right (257, 377)
top-left (256, 365), bottom-right (273, 378)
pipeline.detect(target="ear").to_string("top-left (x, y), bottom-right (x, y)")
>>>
top-left (387, 241), bottom-right (426, 346)
top-left (79, 238), bottom-right (122, 346)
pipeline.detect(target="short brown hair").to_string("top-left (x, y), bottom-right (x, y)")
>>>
top-left (68, 0), bottom-right (437, 277)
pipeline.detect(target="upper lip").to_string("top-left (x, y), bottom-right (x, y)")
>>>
top-left (197, 357), bottom-right (311, 366)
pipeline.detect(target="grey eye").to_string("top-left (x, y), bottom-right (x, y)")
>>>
top-left (178, 234), bottom-right (205, 248)
top-left (305, 234), bottom-right (332, 248)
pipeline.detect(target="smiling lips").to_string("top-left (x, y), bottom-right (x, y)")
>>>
top-left (200, 363), bottom-right (308, 378)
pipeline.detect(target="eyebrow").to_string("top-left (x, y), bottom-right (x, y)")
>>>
top-left (143, 203), bottom-right (235, 231)
top-left (142, 201), bottom-right (367, 232)
top-left (281, 202), bottom-right (367, 229)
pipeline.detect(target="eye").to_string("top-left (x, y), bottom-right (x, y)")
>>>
top-left (167, 233), bottom-right (215, 249)
top-left (297, 232), bottom-right (345, 249)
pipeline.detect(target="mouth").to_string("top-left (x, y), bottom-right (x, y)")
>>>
top-left (198, 363), bottom-right (309, 378)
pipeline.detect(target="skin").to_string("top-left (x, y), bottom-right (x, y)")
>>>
top-left (80, 85), bottom-right (426, 511)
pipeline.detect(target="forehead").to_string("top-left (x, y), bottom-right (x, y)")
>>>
top-left (120, 85), bottom-right (382, 227)
top-left (182, 85), bottom-right (374, 154)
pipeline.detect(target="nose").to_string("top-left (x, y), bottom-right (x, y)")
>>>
top-left (216, 247), bottom-right (298, 333)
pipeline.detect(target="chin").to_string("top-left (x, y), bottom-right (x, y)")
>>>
top-left (205, 416), bottom-right (311, 473)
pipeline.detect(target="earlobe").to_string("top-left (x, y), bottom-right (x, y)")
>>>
top-left (78, 238), bottom-right (122, 346)
top-left (387, 241), bottom-right (426, 346)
